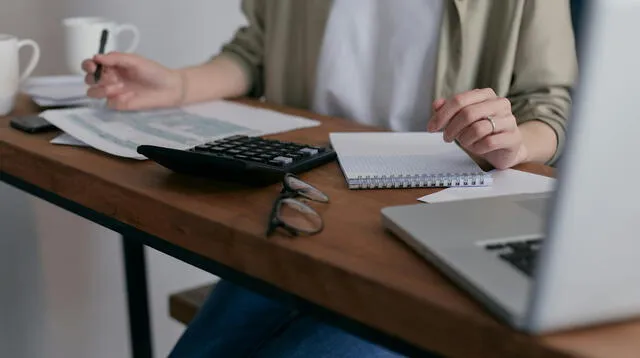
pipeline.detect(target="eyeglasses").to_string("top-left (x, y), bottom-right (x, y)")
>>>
top-left (266, 173), bottom-right (329, 237)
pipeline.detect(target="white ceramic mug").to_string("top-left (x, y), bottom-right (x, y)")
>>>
top-left (0, 34), bottom-right (40, 116)
top-left (63, 17), bottom-right (140, 74)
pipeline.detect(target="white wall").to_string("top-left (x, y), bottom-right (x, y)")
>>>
top-left (0, 1), bottom-right (244, 357)
top-left (64, 0), bottom-right (246, 69)
top-left (0, 0), bottom-right (68, 75)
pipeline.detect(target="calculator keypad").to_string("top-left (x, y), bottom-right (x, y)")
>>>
top-left (189, 135), bottom-right (326, 168)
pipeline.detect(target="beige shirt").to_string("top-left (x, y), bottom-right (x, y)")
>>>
top-left (217, 0), bottom-right (578, 164)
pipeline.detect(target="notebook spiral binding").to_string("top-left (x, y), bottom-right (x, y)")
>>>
top-left (348, 172), bottom-right (492, 189)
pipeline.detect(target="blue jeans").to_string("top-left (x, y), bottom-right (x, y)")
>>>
top-left (169, 280), bottom-right (411, 357)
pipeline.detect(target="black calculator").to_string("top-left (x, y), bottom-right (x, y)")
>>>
top-left (137, 135), bottom-right (336, 185)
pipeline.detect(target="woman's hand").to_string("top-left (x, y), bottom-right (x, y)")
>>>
top-left (428, 88), bottom-right (528, 169)
top-left (82, 52), bottom-right (184, 111)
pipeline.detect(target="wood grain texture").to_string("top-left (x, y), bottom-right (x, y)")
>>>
top-left (1, 95), bottom-right (639, 358)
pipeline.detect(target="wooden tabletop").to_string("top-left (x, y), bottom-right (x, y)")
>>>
top-left (1, 96), bottom-right (639, 358)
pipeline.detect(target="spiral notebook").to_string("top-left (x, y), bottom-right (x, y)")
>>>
top-left (329, 132), bottom-right (492, 189)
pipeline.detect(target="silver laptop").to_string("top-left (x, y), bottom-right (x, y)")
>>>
top-left (382, 0), bottom-right (640, 334)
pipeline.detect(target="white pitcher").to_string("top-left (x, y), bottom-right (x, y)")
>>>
top-left (63, 17), bottom-right (140, 74)
top-left (0, 34), bottom-right (40, 116)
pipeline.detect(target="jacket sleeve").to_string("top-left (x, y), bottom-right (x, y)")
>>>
top-left (508, 0), bottom-right (579, 165)
top-left (216, 0), bottom-right (266, 98)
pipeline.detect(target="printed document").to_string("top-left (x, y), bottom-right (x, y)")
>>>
top-left (40, 100), bottom-right (320, 159)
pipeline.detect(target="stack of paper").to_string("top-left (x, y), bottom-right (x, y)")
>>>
top-left (22, 75), bottom-right (93, 107)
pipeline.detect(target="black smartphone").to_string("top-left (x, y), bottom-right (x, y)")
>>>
top-left (9, 115), bottom-right (57, 134)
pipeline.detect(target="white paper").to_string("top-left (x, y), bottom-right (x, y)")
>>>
top-left (28, 83), bottom-right (87, 100)
top-left (22, 75), bottom-right (84, 87)
top-left (40, 100), bottom-right (320, 160)
top-left (22, 75), bottom-right (88, 100)
top-left (51, 133), bottom-right (90, 147)
top-left (329, 132), bottom-right (489, 180)
top-left (418, 169), bottom-right (556, 203)
top-left (185, 101), bottom-right (319, 135)
top-left (32, 96), bottom-right (94, 107)
top-left (330, 132), bottom-right (459, 157)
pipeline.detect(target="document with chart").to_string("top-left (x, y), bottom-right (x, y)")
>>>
top-left (40, 100), bottom-right (320, 159)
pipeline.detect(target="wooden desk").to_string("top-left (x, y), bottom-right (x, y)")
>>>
top-left (1, 96), bottom-right (639, 358)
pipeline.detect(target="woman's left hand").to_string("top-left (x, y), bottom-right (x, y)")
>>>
top-left (428, 88), bottom-right (529, 169)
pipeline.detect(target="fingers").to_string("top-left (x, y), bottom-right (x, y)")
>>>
top-left (107, 91), bottom-right (136, 111)
top-left (442, 97), bottom-right (513, 142)
top-left (432, 98), bottom-right (446, 112)
top-left (112, 92), bottom-right (169, 111)
top-left (108, 92), bottom-right (169, 111)
top-left (94, 51), bottom-right (142, 69)
top-left (83, 52), bottom-right (139, 86)
top-left (471, 131), bottom-right (522, 156)
top-left (85, 67), bottom-right (120, 86)
top-left (456, 114), bottom-right (517, 148)
top-left (82, 59), bottom-right (98, 86)
top-left (82, 59), bottom-right (96, 74)
top-left (87, 82), bottom-right (125, 99)
top-left (430, 89), bottom-right (526, 169)
top-left (82, 52), bottom-right (150, 110)
top-left (428, 88), bottom-right (497, 132)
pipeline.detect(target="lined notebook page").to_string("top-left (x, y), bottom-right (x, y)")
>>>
top-left (329, 132), bottom-right (491, 189)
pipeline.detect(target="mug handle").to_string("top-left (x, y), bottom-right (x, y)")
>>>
top-left (17, 39), bottom-right (40, 83)
top-left (114, 24), bottom-right (141, 53)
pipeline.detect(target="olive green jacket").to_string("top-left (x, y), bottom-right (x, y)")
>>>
top-left (217, 0), bottom-right (578, 163)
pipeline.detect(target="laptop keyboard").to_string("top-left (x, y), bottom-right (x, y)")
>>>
top-left (485, 239), bottom-right (543, 277)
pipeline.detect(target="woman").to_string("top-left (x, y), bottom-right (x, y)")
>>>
top-left (83, 1), bottom-right (577, 356)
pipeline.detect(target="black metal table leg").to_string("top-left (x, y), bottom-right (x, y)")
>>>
top-left (122, 237), bottom-right (153, 358)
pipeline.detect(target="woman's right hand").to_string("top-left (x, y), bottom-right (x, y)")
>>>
top-left (82, 52), bottom-right (185, 111)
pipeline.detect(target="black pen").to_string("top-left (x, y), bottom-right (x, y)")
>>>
top-left (94, 29), bottom-right (109, 84)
